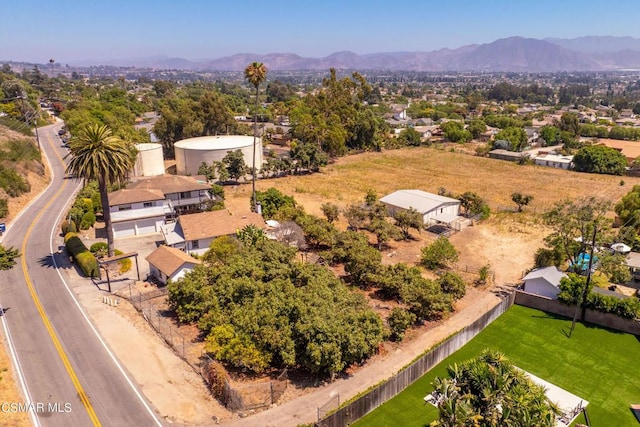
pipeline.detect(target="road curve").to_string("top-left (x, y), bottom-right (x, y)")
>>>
top-left (0, 122), bottom-right (164, 426)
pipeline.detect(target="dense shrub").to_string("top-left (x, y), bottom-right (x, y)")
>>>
top-left (0, 198), bottom-right (8, 219)
top-left (586, 293), bottom-right (640, 319)
top-left (80, 211), bottom-right (96, 230)
top-left (420, 237), bottom-right (458, 270)
top-left (387, 308), bottom-right (416, 341)
top-left (64, 232), bottom-right (100, 278)
top-left (0, 165), bottom-right (30, 197)
top-left (61, 220), bottom-right (77, 235)
top-left (437, 271), bottom-right (466, 300)
top-left (203, 360), bottom-right (229, 399)
top-left (255, 187), bottom-right (296, 219)
top-left (114, 249), bottom-right (131, 273)
top-left (89, 242), bottom-right (108, 257)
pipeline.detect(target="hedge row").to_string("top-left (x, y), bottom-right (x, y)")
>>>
top-left (586, 292), bottom-right (640, 319)
top-left (64, 232), bottom-right (100, 278)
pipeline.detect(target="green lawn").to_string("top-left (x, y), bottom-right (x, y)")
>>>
top-left (353, 305), bottom-right (640, 427)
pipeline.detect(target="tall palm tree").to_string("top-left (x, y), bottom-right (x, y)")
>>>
top-left (243, 61), bottom-right (267, 211)
top-left (65, 124), bottom-right (136, 257)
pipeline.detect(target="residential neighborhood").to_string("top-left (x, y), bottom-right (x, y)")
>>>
top-left (3, 4), bottom-right (640, 426)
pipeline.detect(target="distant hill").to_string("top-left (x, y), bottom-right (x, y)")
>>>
top-left (545, 36), bottom-right (640, 53)
top-left (49, 35), bottom-right (640, 72)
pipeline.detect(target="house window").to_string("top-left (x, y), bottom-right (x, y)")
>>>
top-left (191, 240), bottom-right (199, 249)
top-left (180, 191), bottom-right (191, 199)
top-left (143, 202), bottom-right (153, 207)
top-left (118, 205), bottom-right (132, 211)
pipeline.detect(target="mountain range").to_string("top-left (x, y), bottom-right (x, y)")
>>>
top-left (77, 36), bottom-right (640, 72)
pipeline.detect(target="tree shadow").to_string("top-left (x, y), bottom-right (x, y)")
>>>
top-left (38, 249), bottom-right (74, 271)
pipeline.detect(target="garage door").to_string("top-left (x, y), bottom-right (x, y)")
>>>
top-left (135, 218), bottom-right (158, 235)
top-left (113, 222), bottom-right (135, 239)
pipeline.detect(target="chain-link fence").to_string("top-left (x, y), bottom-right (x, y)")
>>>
top-left (317, 394), bottom-right (340, 421)
top-left (118, 284), bottom-right (288, 412)
top-left (201, 352), bottom-right (288, 411)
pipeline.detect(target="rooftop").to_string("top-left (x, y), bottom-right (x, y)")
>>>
top-left (128, 174), bottom-right (210, 195)
top-left (146, 245), bottom-right (201, 277)
top-left (177, 209), bottom-right (266, 241)
top-left (380, 189), bottom-right (460, 214)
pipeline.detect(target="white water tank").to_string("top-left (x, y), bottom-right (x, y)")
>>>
top-left (134, 143), bottom-right (165, 176)
top-left (174, 135), bottom-right (261, 176)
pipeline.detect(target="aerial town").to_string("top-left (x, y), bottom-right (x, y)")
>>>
top-left (2, 29), bottom-right (640, 427)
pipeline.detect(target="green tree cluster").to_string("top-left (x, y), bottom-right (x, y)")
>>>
top-left (289, 69), bottom-right (385, 156)
top-left (168, 239), bottom-right (385, 377)
top-left (486, 82), bottom-right (554, 104)
top-left (421, 237), bottom-right (459, 270)
top-left (441, 121), bottom-right (472, 143)
top-left (572, 145), bottom-right (627, 175)
top-left (153, 85), bottom-right (240, 157)
top-left (494, 127), bottom-right (528, 151)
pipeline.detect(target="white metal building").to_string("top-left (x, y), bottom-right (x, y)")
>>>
top-left (174, 135), bottom-right (262, 176)
top-left (380, 189), bottom-right (461, 225)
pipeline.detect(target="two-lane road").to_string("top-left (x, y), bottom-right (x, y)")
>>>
top-left (0, 122), bottom-right (164, 426)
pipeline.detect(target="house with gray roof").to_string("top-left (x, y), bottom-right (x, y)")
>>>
top-left (522, 266), bottom-right (567, 299)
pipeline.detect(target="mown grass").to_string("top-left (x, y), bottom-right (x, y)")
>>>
top-left (353, 305), bottom-right (640, 427)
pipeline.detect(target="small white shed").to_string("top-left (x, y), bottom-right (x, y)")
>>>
top-left (522, 266), bottom-right (567, 299)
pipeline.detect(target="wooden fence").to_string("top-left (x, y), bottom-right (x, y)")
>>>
top-left (316, 293), bottom-right (515, 427)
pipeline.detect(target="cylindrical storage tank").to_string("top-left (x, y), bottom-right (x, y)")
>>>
top-left (134, 143), bottom-right (165, 176)
top-left (174, 135), bottom-right (262, 176)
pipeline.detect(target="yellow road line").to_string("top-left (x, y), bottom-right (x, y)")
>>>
top-left (19, 129), bottom-right (101, 426)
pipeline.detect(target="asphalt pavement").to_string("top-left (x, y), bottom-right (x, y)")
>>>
top-left (0, 122), bottom-right (165, 426)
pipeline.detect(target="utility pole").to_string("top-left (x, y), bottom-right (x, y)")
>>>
top-left (49, 58), bottom-right (55, 78)
top-left (569, 225), bottom-right (597, 338)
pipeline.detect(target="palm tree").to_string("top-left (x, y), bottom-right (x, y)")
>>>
top-left (243, 61), bottom-right (267, 211)
top-left (65, 124), bottom-right (136, 257)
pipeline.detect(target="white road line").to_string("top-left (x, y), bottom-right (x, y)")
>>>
top-left (0, 302), bottom-right (41, 426)
top-left (47, 157), bottom-right (164, 426)
top-left (0, 126), bottom-right (63, 426)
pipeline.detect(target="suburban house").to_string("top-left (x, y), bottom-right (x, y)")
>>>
top-left (146, 245), bottom-right (201, 285)
top-left (127, 175), bottom-right (212, 216)
top-left (533, 153), bottom-right (573, 169)
top-left (380, 190), bottom-right (461, 226)
top-left (161, 210), bottom-right (266, 256)
top-left (108, 188), bottom-right (168, 239)
top-left (522, 266), bottom-right (567, 299)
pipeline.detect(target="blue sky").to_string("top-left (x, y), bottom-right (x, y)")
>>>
top-left (3, 0), bottom-right (640, 64)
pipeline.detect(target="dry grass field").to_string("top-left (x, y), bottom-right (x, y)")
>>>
top-left (251, 146), bottom-right (635, 210)
top-left (226, 146), bottom-right (637, 284)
